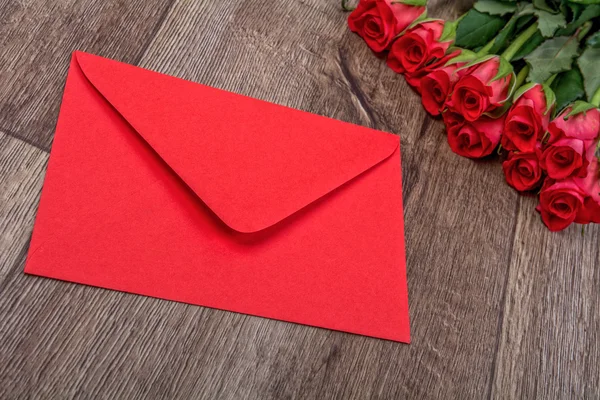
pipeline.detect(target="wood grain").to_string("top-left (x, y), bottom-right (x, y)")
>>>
top-left (0, 0), bottom-right (598, 398)
top-left (491, 198), bottom-right (600, 399)
top-left (0, 131), bottom-right (47, 283)
top-left (0, 0), bottom-right (174, 150)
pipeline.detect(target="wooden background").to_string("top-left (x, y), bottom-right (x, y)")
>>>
top-left (1, 0), bottom-right (598, 398)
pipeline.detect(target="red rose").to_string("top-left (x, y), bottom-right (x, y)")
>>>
top-left (573, 160), bottom-right (600, 224)
top-left (502, 151), bottom-right (544, 192)
top-left (387, 20), bottom-right (450, 75)
top-left (539, 107), bottom-right (600, 180)
top-left (420, 63), bottom-right (465, 116)
top-left (442, 111), bottom-right (464, 132)
top-left (447, 115), bottom-right (504, 158)
top-left (536, 178), bottom-right (587, 231)
top-left (348, 0), bottom-right (426, 53)
top-left (501, 84), bottom-right (552, 152)
top-left (448, 57), bottom-right (511, 122)
top-left (539, 138), bottom-right (588, 179)
top-left (404, 49), bottom-right (460, 94)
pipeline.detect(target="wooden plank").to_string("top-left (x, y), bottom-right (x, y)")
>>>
top-left (55, 0), bottom-right (519, 398)
top-left (0, 0), bottom-right (174, 150)
top-left (491, 199), bottom-right (600, 398)
top-left (0, 131), bottom-right (47, 283)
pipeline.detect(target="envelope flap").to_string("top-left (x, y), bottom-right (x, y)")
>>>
top-left (74, 51), bottom-right (399, 233)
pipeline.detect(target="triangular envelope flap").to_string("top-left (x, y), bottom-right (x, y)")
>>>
top-left (75, 51), bottom-right (399, 233)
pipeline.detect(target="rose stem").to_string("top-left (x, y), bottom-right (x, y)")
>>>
top-left (501, 22), bottom-right (539, 62)
top-left (475, 39), bottom-right (496, 56)
top-left (544, 74), bottom-right (557, 87)
top-left (576, 21), bottom-right (593, 42)
top-left (591, 85), bottom-right (600, 109)
top-left (514, 65), bottom-right (529, 90)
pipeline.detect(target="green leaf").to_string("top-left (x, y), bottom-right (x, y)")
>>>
top-left (550, 68), bottom-right (585, 112)
top-left (474, 0), bottom-right (517, 15)
top-left (535, 9), bottom-right (567, 36)
top-left (525, 35), bottom-right (580, 83)
top-left (396, 0), bottom-right (427, 5)
top-left (444, 48), bottom-right (478, 66)
top-left (492, 55), bottom-right (515, 81)
top-left (513, 82), bottom-right (538, 100)
top-left (457, 54), bottom-right (497, 71)
top-left (541, 83), bottom-right (557, 114)
top-left (569, 0), bottom-right (600, 4)
top-left (439, 19), bottom-right (458, 42)
top-left (586, 31), bottom-right (600, 48)
top-left (566, 100), bottom-right (597, 118)
top-left (577, 46), bottom-right (600, 100)
top-left (455, 9), bottom-right (507, 49)
top-left (511, 30), bottom-right (545, 60)
top-left (533, 0), bottom-right (559, 12)
top-left (489, 14), bottom-right (521, 53)
top-left (555, 4), bottom-right (600, 35)
top-left (517, 4), bottom-right (566, 37)
top-left (516, 13), bottom-right (536, 30)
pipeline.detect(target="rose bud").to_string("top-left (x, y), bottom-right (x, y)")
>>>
top-left (536, 178), bottom-right (587, 232)
top-left (387, 20), bottom-right (451, 75)
top-left (573, 160), bottom-right (600, 224)
top-left (447, 115), bottom-right (504, 158)
top-left (420, 63), bottom-right (465, 116)
top-left (501, 84), bottom-right (553, 153)
top-left (348, 0), bottom-right (426, 54)
top-left (539, 106), bottom-right (600, 180)
top-left (502, 151), bottom-right (544, 192)
top-left (448, 57), bottom-right (511, 122)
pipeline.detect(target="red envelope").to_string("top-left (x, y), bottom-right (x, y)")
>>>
top-left (24, 52), bottom-right (410, 342)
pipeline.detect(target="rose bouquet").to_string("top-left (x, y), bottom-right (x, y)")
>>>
top-left (344, 0), bottom-right (600, 232)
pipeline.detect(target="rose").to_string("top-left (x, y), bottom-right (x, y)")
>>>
top-left (536, 178), bottom-right (587, 231)
top-left (442, 110), bottom-right (464, 132)
top-left (447, 115), bottom-right (504, 158)
top-left (501, 84), bottom-right (552, 152)
top-left (573, 160), bottom-right (600, 224)
top-left (420, 62), bottom-right (465, 116)
top-left (348, 0), bottom-right (426, 53)
top-left (403, 50), bottom-right (460, 93)
top-left (387, 20), bottom-right (450, 75)
top-left (539, 138), bottom-right (589, 179)
top-left (502, 151), bottom-right (544, 192)
top-left (539, 107), bottom-right (600, 180)
top-left (448, 57), bottom-right (511, 122)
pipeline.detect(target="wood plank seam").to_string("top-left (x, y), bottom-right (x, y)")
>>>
top-left (485, 195), bottom-right (521, 400)
top-left (0, 127), bottom-right (49, 153)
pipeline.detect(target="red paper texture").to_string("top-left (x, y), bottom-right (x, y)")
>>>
top-left (24, 52), bottom-right (410, 342)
